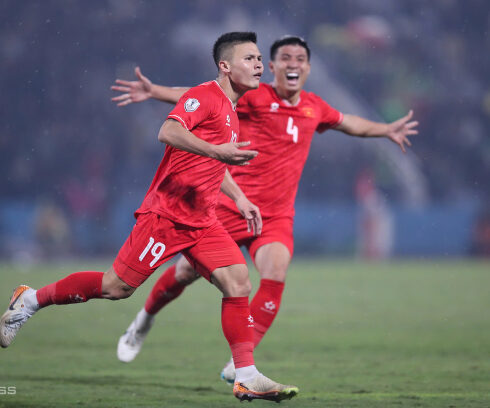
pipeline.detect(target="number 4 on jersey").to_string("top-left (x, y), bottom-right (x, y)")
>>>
top-left (287, 117), bottom-right (298, 143)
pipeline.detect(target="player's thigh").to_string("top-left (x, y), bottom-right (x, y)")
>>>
top-left (182, 221), bottom-right (249, 295)
top-left (113, 213), bottom-right (191, 288)
top-left (254, 242), bottom-right (291, 282)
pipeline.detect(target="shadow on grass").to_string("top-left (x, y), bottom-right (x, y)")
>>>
top-left (6, 373), bottom-right (221, 393)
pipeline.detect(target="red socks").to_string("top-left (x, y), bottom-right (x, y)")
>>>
top-left (250, 279), bottom-right (285, 347)
top-left (144, 265), bottom-right (186, 315)
top-left (36, 271), bottom-right (104, 307)
top-left (222, 296), bottom-right (255, 368)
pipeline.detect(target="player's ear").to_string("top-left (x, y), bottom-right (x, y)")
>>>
top-left (304, 61), bottom-right (311, 75)
top-left (268, 61), bottom-right (275, 74)
top-left (219, 60), bottom-right (231, 74)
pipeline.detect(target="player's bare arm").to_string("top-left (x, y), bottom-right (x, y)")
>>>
top-left (111, 66), bottom-right (189, 106)
top-left (221, 169), bottom-right (262, 236)
top-left (336, 110), bottom-right (419, 153)
top-left (159, 119), bottom-right (258, 166)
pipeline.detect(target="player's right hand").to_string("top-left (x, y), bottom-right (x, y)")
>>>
top-left (111, 67), bottom-right (152, 106)
top-left (235, 196), bottom-right (263, 236)
top-left (214, 141), bottom-right (258, 166)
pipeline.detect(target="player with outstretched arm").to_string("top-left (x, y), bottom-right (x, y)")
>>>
top-left (111, 35), bottom-right (418, 383)
top-left (0, 32), bottom-right (299, 403)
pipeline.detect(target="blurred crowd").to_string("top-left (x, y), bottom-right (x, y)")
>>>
top-left (1, 0), bottom-right (489, 257)
top-left (308, 0), bottom-right (489, 201)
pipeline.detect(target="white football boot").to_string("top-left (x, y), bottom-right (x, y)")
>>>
top-left (233, 372), bottom-right (299, 402)
top-left (0, 285), bottom-right (37, 348)
top-left (117, 308), bottom-right (155, 362)
top-left (220, 357), bottom-right (236, 384)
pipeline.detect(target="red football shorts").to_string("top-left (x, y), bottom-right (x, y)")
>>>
top-left (215, 204), bottom-right (294, 262)
top-left (113, 212), bottom-right (246, 287)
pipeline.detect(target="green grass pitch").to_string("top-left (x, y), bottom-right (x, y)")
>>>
top-left (0, 259), bottom-right (489, 407)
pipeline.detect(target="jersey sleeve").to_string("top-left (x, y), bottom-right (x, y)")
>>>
top-left (316, 96), bottom-right (343, 133)
top-left (167, 86), bottom-right (214, 131)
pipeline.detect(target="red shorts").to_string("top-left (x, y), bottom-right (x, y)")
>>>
top-left (215, 204), bottom-right (294, 263)
top-left (113, 212), bottom-right (246, 287)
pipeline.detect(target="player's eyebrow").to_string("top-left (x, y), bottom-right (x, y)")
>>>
top-left (280, 52), bottom-right (306, 59)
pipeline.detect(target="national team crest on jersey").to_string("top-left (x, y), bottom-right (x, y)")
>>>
top-left (270, 102), bottom-right (280, 112)
top-left (184, 98), bottom-right (200, 112)
top-left (302, 107), bottom-right (315, 118)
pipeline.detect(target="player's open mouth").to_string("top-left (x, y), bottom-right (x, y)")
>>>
top-left (286, 72), bottom-right (299, 85)
top-left (254, 73), bottom-right (262, 79)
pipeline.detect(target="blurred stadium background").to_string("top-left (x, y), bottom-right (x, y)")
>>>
top-left (1, 0), bottom-right (489, 262)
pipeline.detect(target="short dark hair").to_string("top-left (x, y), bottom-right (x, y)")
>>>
top-left (213, 32), bottom-right (257, 68)
top-left (270, 35), bottom-right (311, 61)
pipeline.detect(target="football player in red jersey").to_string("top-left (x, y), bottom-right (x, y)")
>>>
top-left (111, 36), bottom-right (418, 382)
top-left (0, 32), bottom-right (299, 403)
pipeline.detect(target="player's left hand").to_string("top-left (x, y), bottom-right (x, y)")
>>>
top-left (386, 110), bottom-right (418, 153)
top-left (235, 196), bottom-right (262, 236)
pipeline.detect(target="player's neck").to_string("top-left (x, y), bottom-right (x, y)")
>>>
top-left (216, 76), bottom-right (243, 105)
top-left (273, 85), bottom-right (301, 106)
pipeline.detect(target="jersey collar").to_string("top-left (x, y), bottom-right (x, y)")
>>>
top-left (281, 96), bottom-right (301, 107)
top-left (213, 80), bottom-right (237, 111)
top-left (269, 83), bottom-right (302, 107)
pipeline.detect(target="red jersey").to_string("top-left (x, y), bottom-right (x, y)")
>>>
top-left (219, 83), bottom-right (343, 217)
top-left (136, 81), bottom-right (240, 227)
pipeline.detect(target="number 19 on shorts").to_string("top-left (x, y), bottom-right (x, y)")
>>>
top-left (139, 237), bottom-right (166, 267)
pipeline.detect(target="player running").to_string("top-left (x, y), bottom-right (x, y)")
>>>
top-left (111, 35), bottom-right (418, 382)
top-left (0, 32), bottom-right (299, 403)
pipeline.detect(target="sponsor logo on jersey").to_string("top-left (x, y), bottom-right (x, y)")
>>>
top-left (184, 98), bottom-right (200, 112)
top-left (226, 114), bottom-right (231, 126)
top-left (270, 102), bottom-right (280, 112)
top-left (302, 107), bottom-right (315, 118)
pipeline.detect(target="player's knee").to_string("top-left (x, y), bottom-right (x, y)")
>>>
top-left (257, 255), bottom-right (289, 282)
top-left (255, 244), bottom-right (290, 282)
top-left (175, 261), bottom-right (200, 286)
top-left (257, 255), bottom-right (288, 281)
top-left (102, 287), bottom-right (134, 300)
top-left (238, 278), bottom-right (253, 297)
top-left (260, 266), bottom-right (287, 282)
top-left (108, 286), bottom-right (135, 300)
top-left (223, 280), bottom-right (251, 297)
top-left (213, 265), bottom-right (251, 297)
top-left (101, 278), bottom-right (135, 300)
